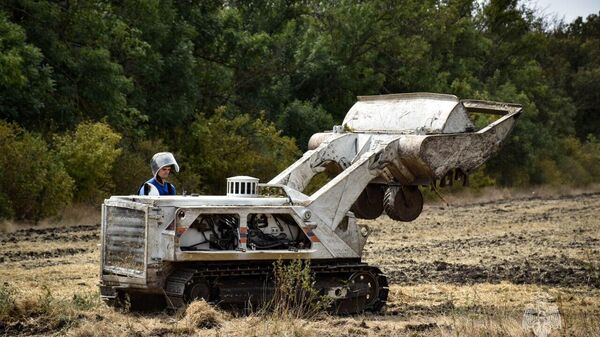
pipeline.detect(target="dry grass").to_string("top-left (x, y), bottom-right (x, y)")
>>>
top-left (0, 220), bottom-right (14, 234)
top-left (427, 183), bottom-right (600, 206)
top-left (385, 283), bottom-right (600, 336)
top-left (39, 203), bottom-right (101, 229)
top-left (178, 300), bottom-right (226, 331)
top-left (3, 281), bottom-right (596, 337)
top-left (0, 203), bottom-right (100, 234)
top-left (0, 283), bottom-right (101, 335)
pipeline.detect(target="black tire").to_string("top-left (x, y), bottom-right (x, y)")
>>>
top-left (384, 185), bottom-right (423, 222)
top-left (185, 278), bottom-right (211, 303)
top-left (350, 184), bottom-right (385, 219)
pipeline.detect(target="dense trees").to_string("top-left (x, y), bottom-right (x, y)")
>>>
top-left (0, 0), bottom-right (599, 220)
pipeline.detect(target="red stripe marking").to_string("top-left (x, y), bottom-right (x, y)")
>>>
top-left (302, 227), bottom-right (320, 242)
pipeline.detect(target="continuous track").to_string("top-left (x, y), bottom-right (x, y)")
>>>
top-left (163, 261), bottom-right (388, 314)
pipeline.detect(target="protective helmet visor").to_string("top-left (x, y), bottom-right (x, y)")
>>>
top-left (151, 152), bottom-right (180, 177)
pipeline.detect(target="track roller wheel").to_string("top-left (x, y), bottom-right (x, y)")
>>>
top-left (184, 278), bottom-right (210, 303)
top-left (350, 271), bottom-right (379, 307)
top-left (334, 268), bottom-right (387, 314)
top-left (351, 184), bottom-right (384, 219)
top-left (384, 185), bottom-right (423, 222)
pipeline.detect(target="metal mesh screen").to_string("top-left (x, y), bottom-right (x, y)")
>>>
top-left (104, 206), bottom-right (146, 277)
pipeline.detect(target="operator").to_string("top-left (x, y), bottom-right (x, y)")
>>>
top-left (138, 152), bottom-right (179, 196)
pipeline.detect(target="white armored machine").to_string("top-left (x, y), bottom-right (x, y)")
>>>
top-left (99, 93), bottom-right (521, 313)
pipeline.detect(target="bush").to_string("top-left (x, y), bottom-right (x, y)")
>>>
top-left (267, 260), bottom-right (332, 319)
top-left (0, 121), bottom-right (73, 221)
top-left (110, 139), bottom-right (165, 196)
top-left (534, 136), bottom-right (600, 187)
top-left (467, 165), bottom-right (497, 189)
top-left (55, 122), bottom-right (122, 203)
top-left (185, 108), bottom-right (299, 194)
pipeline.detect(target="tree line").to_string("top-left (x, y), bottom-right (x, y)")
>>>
top-left (0, 0), bottom-right (599, 221)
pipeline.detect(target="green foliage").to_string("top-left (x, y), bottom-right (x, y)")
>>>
top-left (535, 136), bottom-right (600, 187)
top-left (277, 100), bottom-right (333, 150)
top-left (0, 121), bottom-right (73, 221)
top-left (0, 191), bottom-right (13, 220)
top-left (551, 12), bottom-right (600, 140)
top-left (467, 166), bottom-right (497, 189)
top-left (71, 291), bottom-right (101, 311)
top-left (110, 139), bottom-right (167, 196)
top-left (268, 259), bottom-right (332, 318)
top-left (0, 1), bottom-right (138, 132)
top-left (185, 108), bottom-right (299, 194)
top-left (55, 122), bottom-right (122, 203)
top-left (572, 66), bottom-right (600, 138)
top-left (0, 11), bottom-right (54, 130)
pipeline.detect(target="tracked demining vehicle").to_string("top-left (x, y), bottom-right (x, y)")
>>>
top-left (99, 93), bottom-right (522, 313)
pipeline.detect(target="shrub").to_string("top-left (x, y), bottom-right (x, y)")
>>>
top-left (534, 136), bottom-right (600, 187)
top-left (110, 139), bottom-right (165, 196)
top-left (467, 165), bottom-right (497, 189)
top-left (581, 136), bottom-right (600, 179)
top-left (267, 259), bottom-right (332, 319)
top-left (185, 108), bottom-right (299, 194)
top-left (558, 136), bottom-right (600, 186)
top-left (55, 122), bottom-right (122, 203)
top-left (0, 121), bottom-right (73, 221)
top-left (71, 292), bottom-right (101, 311)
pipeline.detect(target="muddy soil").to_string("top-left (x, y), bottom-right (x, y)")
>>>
top-left (363, 191), bottom-right (600, 288)
top-left (0, 224), bottom-right (98, 264)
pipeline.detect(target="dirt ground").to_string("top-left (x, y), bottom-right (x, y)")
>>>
top-left (1, 189), bottom-right (599, 336)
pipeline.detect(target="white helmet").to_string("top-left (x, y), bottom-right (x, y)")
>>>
top-left (151, 152), bottom-right (179, 177)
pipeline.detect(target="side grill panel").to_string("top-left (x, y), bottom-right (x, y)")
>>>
top-left (104, 206), bottom-right (146, 277)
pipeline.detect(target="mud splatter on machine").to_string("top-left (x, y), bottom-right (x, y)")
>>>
top-left (99, 93), bottom-right (521, 313)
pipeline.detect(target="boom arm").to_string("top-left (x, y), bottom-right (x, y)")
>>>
top-left (307, 136), bottom-right (399, 229)
top-left (268, 133), bottom-right (358, 191)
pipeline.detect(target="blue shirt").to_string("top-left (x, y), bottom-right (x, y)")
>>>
top-left (138, 177), bottom-right (176, 195)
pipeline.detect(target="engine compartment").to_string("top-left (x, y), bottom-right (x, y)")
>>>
top-left (178, 212), bottom-right (311, 251)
